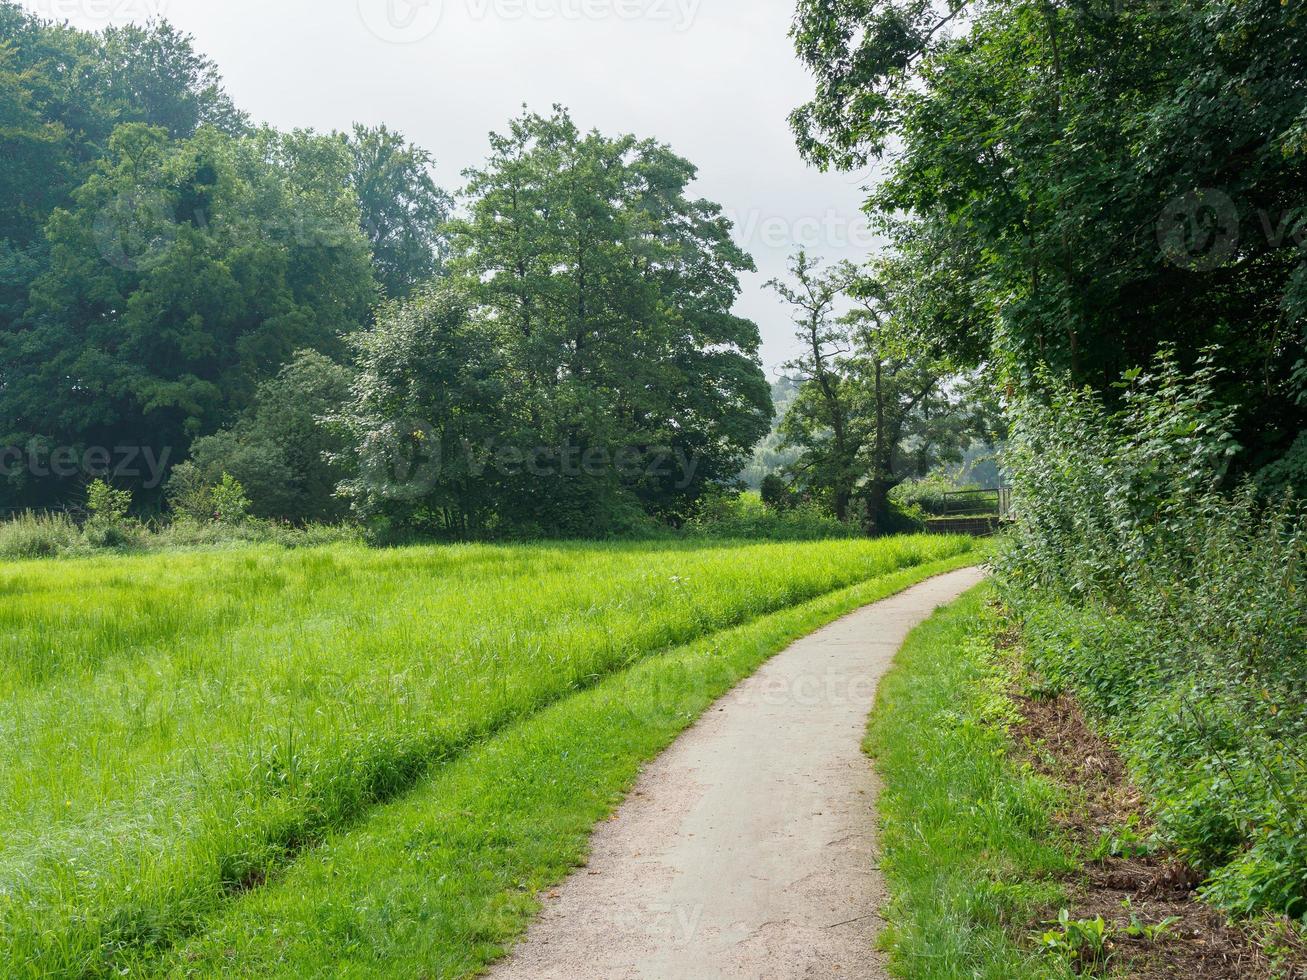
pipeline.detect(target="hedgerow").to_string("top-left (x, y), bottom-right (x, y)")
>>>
top-left (996, 351), bottom-right (1306, 921)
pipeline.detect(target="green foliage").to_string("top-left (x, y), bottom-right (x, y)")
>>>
top-left (739, 377), bottom-right (804, 489)
top-left (790, 0), bottom-right (1305, 483)
top-left (1257, 432), bottom-right (1307, 500)
top-left (1, 14), bottom-right (770, 536)
top-left (880, 498), bottom-right (927, 535)
top-left (189, 350), bottom-right (354, 524)
top-left (768, 251), bottom-right (995, 532)
top-left (336, 280), bottom-right (506, 534)
top-left (3, 122), bottom-right (376, 507)
top-left (1121, 899), bottom-right (1181, 944)
top-left (86, 479), bottom-right (131, 523)
top-left (0, 511), bottom-right (78, 559)
top-left (342, 123), bottom-right (452, 299)
top-left (892, 472), bottom-right (978, 514)
top-left (759, 473), bottom-right (797, 511)
top-left (83, 479), bottom-right (140, 549)
top-left (684, 490), bottom-right (862, 540)
top-left (454, 106), bottom-right (772, 527)
top-left (165, 460), bottom-right (215, 524)
top-left (1089, 816), bottom-right (1155, 862)
top-left (339, 108), bottom-right (772, 537)
top-left (210, 473), bottom-right (249, 526)
top-left (0, 4), bottom-right (244, 250)
top-left (997, 354), bottom-right (1307, 920)
top-left (1038, 911), bottom-right (1113, 973)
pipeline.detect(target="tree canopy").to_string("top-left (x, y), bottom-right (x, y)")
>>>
top-left (0, 13), bottom-right (770, 534)
top-left (791, 0), bottom-right (1306, 483)
top-left (340, 108), bottom-right (772, 535)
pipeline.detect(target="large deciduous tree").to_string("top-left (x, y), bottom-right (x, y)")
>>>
top-left (770, 251), bottom-right (986, 532)
top-left (445, 106), bottom-right (772, 530)
top-left (0, 123), bottom-right (376, 507)
top-left (790, 0), bottom-right (1306, 485)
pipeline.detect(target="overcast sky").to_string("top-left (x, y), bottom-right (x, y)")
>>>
top-left (24, 0), bottom-right (881, 373)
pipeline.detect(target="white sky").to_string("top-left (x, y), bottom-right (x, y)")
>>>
top-left (23, 0), bottom-right (882, 372)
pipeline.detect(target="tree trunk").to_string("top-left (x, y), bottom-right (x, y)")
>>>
top-left (861, 479), bottom-right (893, 537)
top-left (833, 487), bottom-right (850, 523)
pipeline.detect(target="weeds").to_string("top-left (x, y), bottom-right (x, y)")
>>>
top-left (1038, 910), bottom-right (1114, 973)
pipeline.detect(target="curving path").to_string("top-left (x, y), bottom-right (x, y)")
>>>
top-left (488, 566), bottom-right (987, 980)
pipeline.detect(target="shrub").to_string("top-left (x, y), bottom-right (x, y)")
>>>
top-left (187, 350), bottom-right (354, 524)
top-left (880, 498), bottom-right (927, 534)
top-left (891, 472), bottom-right (969, 514)
top-left (166, 461), bottom-right (217, 524)
top-left (1256, 431), bottom-right (1307, 500)
top-left (685, 490), bottom-right (860, 540)
top-left (86, 480), bottom-right (131, 522)
top-left (760, 473), bottom-right (798, 511)
top-left (0, 512), bottom-right (79, 560)
top-left (211, 474), bottom-right (250, 526)
top-left (82, 481), bottom-right (141, 550)
top-left (997, 351), bottom-right (1306, 919)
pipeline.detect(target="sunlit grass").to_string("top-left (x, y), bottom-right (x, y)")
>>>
top-left (0, 535), bottom-right (975, 975)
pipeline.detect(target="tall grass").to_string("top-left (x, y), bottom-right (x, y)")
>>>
top-left (0, 511), bottom-right (80, 559)
top-left (161, 552), bottom-right (985, 978)
top-left (0, 535), bottom-right (974, 975)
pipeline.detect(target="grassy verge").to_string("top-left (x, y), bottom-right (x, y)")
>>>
top-left (0, 536), bottom-right (976, 975)
top-left (865, 584), bottom-right (1075, 979)
top-left (142, 552), bottom-right (987, 977)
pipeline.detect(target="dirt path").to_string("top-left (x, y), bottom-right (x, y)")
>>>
top-left (488, 566), bottom-right (987, 980)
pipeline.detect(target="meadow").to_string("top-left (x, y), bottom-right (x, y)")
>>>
top-left (0, 534), bottom-right (977, 976)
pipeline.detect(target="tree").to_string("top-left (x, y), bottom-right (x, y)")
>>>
top-left (343, 124), bottom-right (452, 300)
top-left (94, 21), bottom-right (247, 139)
top-left (187, 350), bottom-right (355, 523)
top-left (770, 251), bottom-right (985, 532)
top-left (336, 281), bottom-right (507, 535)
top-left (0, 123), bottom-right (376, 507)
top-left (790, 0), bottom-right (1306, 484)
top-left (451, 106), bottom-right (772, 529)
top-left (0, 7), bottom-right (245, 249)
top-left (769, 252), bottom-right (861, 521)
top-left (1, 7), bottom-right (250, 374)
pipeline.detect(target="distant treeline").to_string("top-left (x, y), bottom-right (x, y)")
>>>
top-left (0, 4), bottom-right (772, 536)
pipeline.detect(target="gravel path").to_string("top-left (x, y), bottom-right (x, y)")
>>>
top-left (488, 566), bottom-right (987, 980)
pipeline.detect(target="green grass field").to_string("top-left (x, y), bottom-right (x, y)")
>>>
top-left (0, 535), bottom-right (977, 976)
